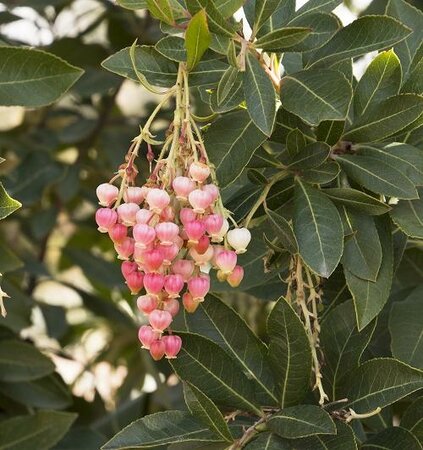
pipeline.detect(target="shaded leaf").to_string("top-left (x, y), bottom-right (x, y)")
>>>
top-left (401, 397), bottom-right (423, 443)
top-left (253, 0), bottom-right (283, 35)
top-left (205, 110), bottom-right (267, 187)
top-left (266, 208), bottom-right (298, 254)
top-left (320, 300), bottom-right (376, 401)
top-left (316, 120), bottom-right (344, 146)
top-left (255, 27), bottom-right (311, 52)
top-left (0, 183), bottom-right (21, 220)
top-left (244, 432), bottom-right (289, 449)
top-left (170, 333), bottom-right (262, 415)
top-left (390, 188), bottom-right (423, 239)
top-left (389, 285), bottom-right (423, 368)
top-left (284, 141), bottom-right (330, 170)
top-left (323, 188), bottom-right (391, 215)
top-left (155, 36), bottom-right (186, 61)
top-left (361, 426), bottom-right (421, 450)
top-left (185, 10), bottom-right (211, 70)
top-left (267, 297), bottom-right (312, 407)
top-left (293, 180), bottom-right (343, 278)
top-left (280, 69), bottom-right (352, 126)
top-left (301, 161), bottom-right (340, 184)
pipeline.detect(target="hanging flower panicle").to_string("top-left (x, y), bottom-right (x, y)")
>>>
top-left (95, 65), bottom-right (251, 361)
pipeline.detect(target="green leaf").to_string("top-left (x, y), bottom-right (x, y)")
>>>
top-left (267, 297), bottom-right (312, 407)
top-left (155, 36), bottom-right (186, 61)
top-left (216, 66), bottom-right (240, 106)
top-left (301, 162), bottom-right (340, 184)
top-left (357, 143), bottom-right (423, 185)
top-left (286, 128), bottom-right (307, 157)
top-left (343, 94), bottom-right (423, 143)
top-left (0, 374), bottom-right (72, 409)
top-left (354, 49), bottom-right (402, 117)
top-left (183, 383), bottom-right (233, 442)
top-left (0, 340), bottom-right (55, 382)
top-left (116, 0), bottom-right (147, 9)
top-left (390, 189), bottom-right (423, 239)
top-left (255, 27), bottom-right (312, 52)
top-left (284, 141), bottom-right (330, 170)
top-left (272, 107), bottom-right (315, 144)
top-left (361, 426), bottom-right (421, 450)
top-left (102, 45), bottom-right (177, 87)
top-left (205, 110), bottom-right (267, 187)
top-left (102, 411), bottom-right (221, 449)
top-left (253, 0), bottom-right (283, 35)
top-left (308, 16), bottom-right (411, 68)
top-left (244, 52), bottom-right (277, 136)
top-left (342, 358), bottom-right (423, 412)
top-left (184, 295), bottom-right (278, 405)
top-left (185, 10), bottom-right (211, 71)
top-left (341, 212), bottom-right (382, 281)
top-left (316, 120), bottom-right (344, 146)
top-left (290, 422), bottom-right (358, 450)
top-left (0, 411), bottom-right (76, 450)
top-left (401, 397), bottom-right (423, 443)
top-left (335, 154), bottom-right (418, 200)
top-left (0, 47), bottom-right (83, 107)
top-left (320, 299), bottom-right (376, 401)
top-left (402, 58), bottom-right (423, 93)
top-left (0, 182), bottom-right (21, 220)
top-left (287, 12), bottom-right (341, 53)
top-left (170, 333), bottom-right (262, 415)
top-left (146, 0), bottom-right (174, 25)
top-left (293, 179), bottom-right (343, 277)
top-left (268, 405), bottom-right (336, 439)
top-left (389, 285), bottom-right (423, 368)
top-left (344, 216), bottom-right (393, 330)
top-left (322, 188), bottom-right (391, 216)
top-left (244, 432), bottom-right (289, 449)
top-left (294, 0), bottom-right (343, 20)
top-left (386, 0), bottom-right (423, 75)
top-left (280, 69), bottom-right (352, 126)
top-left (265, 208), bottom-right (298, 254)
top-left (256, 0), bottom-right (296, 38)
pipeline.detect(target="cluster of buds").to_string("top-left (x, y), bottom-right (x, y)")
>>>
top-left (95, 65), bottom-right (251, 361)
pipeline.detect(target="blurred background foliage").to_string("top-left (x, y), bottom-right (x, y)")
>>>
top-left (0, 0), bottom-right (422, 449)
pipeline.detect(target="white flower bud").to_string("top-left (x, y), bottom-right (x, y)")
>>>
top-left (227, 228), bottom-right (251, 254)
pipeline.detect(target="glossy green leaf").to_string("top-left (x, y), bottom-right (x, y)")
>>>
top-left (0, 183), bottom-right (21, 220)
top-left (343, 358), bottom-right (423, 412)
top-left (257, 0), bottom-right (296, 38)
top-left (268, 405), bottom-right (336, 439)
top-left (0, 47), bottom-right (83, 107)
top-left (308, 16), bottom-right (411, 68)
top-left (336, 154), bottom-right (418, 200)
top-left (343, 94), bottom-right (423, 143)
top-left (361, 426), bottom-right (421, 450)
top-left (280, 69), bottom-right (352, 126)
top-left (316, 120), bottom-right (344, 145)
top-left (272, 107), bottom-right (315, 144)
top-left (389, 285), bottom-right (423, 368)
top-left (266, 208), bottom-right (298, 254)
top-left (287, 12), bottom-right (341, 52)
top-left (0, 340), bottom-right (54, 382)
top-left (320, 300), bottom-right (376, 401)
top-left (390, 189), bottom-right (423, 239)
top-left (386, 0), bottom-right (423, 75)
top-left (402, 58), bottom-right (423, 94)
top-left (205, 110), bottom-right (267, 187)
top-left (401, 397), bottom-right (423, 443)
top-left (185, 295), bottom-right (278, 405)
top-left (183, 383), bottom-right (233, 442)
top-left (284, 141), bottom-right (330, 170)
top-left (253, 0), bottom-right (283, 35)
top-left (102, 411), bottom-right (221, 449)
top-left (255, 27), bottom-right (311, 52)
top-left (267, 297), bottom-right (312, 407)
top-left (294, 0), bottom-right (342, 20)
top-left (155, 36), bottom-right (186, 61)
top-left (301, 161), bottom-right (340, 184)
top-left (357, 143), bottom-right (423, 185)
top-left (341, 212), bottom-right (382, 281)
top-left (146, 0), bottom-right (174, 25)
top-left (186, 0), bottom-right (237, 36)
top-left (186, 10), bottom-right (211, 71)
top-left (286, 128), bottom-right (306, 157)
top-left (344, 216), bottom-right (393, 330)
top-left (170, 333), bottom-right (262, 415)
top-left (354, 49), bottom-right (402, 117)
top-left (293, 180), bottom-right (343, 277)
top-left (323, 188), bottom-right (390, 216)
top-left (216, 66), bottom-right (240, 105)
top-left (0, 411), bottom-right (76, 450)
top-left (244, 52), bottom-right (277, 136)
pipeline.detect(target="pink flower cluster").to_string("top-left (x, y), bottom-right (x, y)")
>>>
top-left (95, 162), bottom-right (251, 361)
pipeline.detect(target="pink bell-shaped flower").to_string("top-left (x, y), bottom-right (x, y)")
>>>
top-left (136, 208), bottom-right (154, 224)
top-left (182, 292), bottom-right (200, 313)
top-left (188, 189), bottom-right (213, 213)
top-left (227, 228), bottom-right (251, 254)
top-left (155, 222), bottom-right (179, 246)
top-left (95, 208), bottom-right (118, 233)
top-left (133, 224), bottom-right (156, 249)
top-left (137, 294), bottom-right (159, 314)
top-left (143, 273), bottom-right (165, 295)
top-left (109, 223), bottom-right (127, 244)
top-left (117, 203), bottom-right (140, 226)
top-left (149, 309), bottom-right (173, 332)
top-left (146, 188), bottom-right (170, 213)
top-left (162, 298), bottom-right (180, 317)
top-left (114, 237), bottom-right (135, 260)
top-left (172, 259), bottom-right (195, 281)
top-left (138, 325), bottom-right (158, 349)
top-left (227, 265), bottom-right (244, 287)
top-left (164, 274), bottom-right (184, 298)
top-left (144, 248), bottom-right (165, 272)
top-left (188, 274), bottom-right (210, 300)
top-left (185, 220), bottom-right (206, 244)
top-left (163, 334), bottom-right (182, 359)
top-left (149, 339), bottom-right (166, 360)
top-left (189, 162), bottom-right (210, 183)
top-left (124, 186), bottom-right (145, 205)
top-left (215, 250), bottom-right (237, 274)
top-left (126, 271), bottom-right (144, 295)
top-left (96, 183), bottom-right (119, 207)
top-left (172, 176), bottom-right (195, 201)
